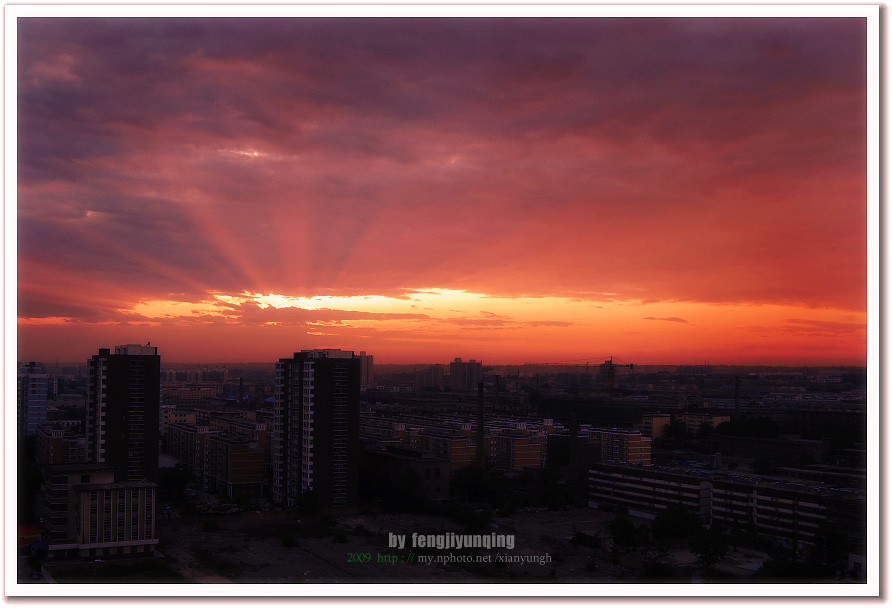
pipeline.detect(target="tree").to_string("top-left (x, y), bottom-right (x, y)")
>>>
top-left (360, 464), bottom-right (427, 513)
top-left (452, 464), bottom-right (488, 503)
top-left (714, 417), bottom-right (778, 439)
top-left (158, 466), bottom-right (191, 502)
top-left (18, 437), bottom-right (40, 525)
top-left (690, 526), bottom-right (729, 575)
top-left (807, 521), bottom-right (846, 575)
top-left (639, 530), bottom-right (672, 581)
top-left (696, 421), bottom-right (714, 442)
top-left (751, 456), bottom-right (778, 475)
top-left (652, 504), bottom-right (702, 543)
top-left (609, 512), bottom-right (637, 550)
top-left (297, 489), bottom-right (319, 516)
top-left (666, 420), bottom-right (688, 445)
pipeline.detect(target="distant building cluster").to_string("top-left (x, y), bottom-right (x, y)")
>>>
top-left (162, 367), bottom-right (228, 384)
top-left (165, 414), bottom-right (268, 499)
top-left (20, 345), bottom-right (868, 577)
top-left (412, 358), bottom-right (483, 391)
top-left (360, 413), bottom-right (653, 472)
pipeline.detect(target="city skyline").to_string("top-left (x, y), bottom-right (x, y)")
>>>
top-left (15, 10), bottom-right (874, 367)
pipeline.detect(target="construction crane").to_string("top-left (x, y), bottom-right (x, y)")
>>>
top-left (603, 356), bottom-right (634, 403)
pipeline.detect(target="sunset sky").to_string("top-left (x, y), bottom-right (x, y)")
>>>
top-left (13, 9), bottom-right (874, 366)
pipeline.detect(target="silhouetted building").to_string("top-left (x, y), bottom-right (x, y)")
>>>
top-left (359, 351), bottom-right (374, 388)
top-left (273, 349), bottom-right (360, 508)
top-left (18, 362), bottom-right (48, 438)
top-left (449, 358), bottom-right (483, 391)
top-left (415, 364), bottom-right (446, 390)
top-left (86, 344), bottom-right (161, 483)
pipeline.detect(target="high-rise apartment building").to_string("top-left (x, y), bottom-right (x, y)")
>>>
top-left (18, 361), bottom-right (49, 439)
top-left (358, 351), bottom-right (374, 388)
top-left (273, 349), bottom-right (360, 508)
top-left (86, 344), bottom-right (161, 483)
top-left (449, 358), bottom-right (483, 391)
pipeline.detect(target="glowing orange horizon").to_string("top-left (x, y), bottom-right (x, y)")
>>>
top-left (17, 287), bottom-right (867, 366)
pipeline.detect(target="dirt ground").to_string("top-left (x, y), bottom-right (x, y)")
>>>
top-left (37, 505), bottom-right (773, 588)
top-left (154, 506), bottom-right (732, 586)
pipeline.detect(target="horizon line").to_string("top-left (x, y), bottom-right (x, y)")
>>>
top-left (29, 360), bottom-right (868, 369)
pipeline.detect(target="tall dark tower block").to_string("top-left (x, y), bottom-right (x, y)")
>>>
top-left (86, 344), bottom-right (161, 482)
top-left (273, 349), bottom-right (360, 508)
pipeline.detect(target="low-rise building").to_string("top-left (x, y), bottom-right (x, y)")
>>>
top-left (678, 413), bottom-right (731, 436)
top-left (639, 414), bottom-right (671, 439)
top-left (40, 464), bottom-right (157, 561)
top-left (489, 431), bottom-right (543, 471)
top-left (165, 422), bottom-right (219, 482)
top-left (160, 405), bottom-right (197, 436)
top-left (593, 428), bottom-right (652, 465)
top-left (35, 422), bottom-right (86, 465)
top-left (588, 463), bottom-right (712, 520)
top-left (413, 432), bottom-right (476, 471)
top-left (711, 474), bottom-right (866, 555)
top-left (588, 462), bottom-right (867, 569)
top-left (205, 434), bottom-right (266, 498)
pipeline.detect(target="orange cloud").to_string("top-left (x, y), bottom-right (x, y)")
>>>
top-left (16, 17), bottom-right (869, 365)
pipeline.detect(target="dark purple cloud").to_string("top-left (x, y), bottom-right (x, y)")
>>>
top-left (17, 15), bottom-right (868, 328)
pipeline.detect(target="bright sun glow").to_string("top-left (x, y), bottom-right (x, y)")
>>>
top-left (18, 286), bottom-right (867, 364)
